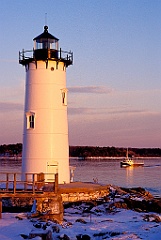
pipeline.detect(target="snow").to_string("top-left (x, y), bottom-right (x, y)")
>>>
top-left (0, 213), bottom-right (33, 239)
top-left (1, 205), bottom-right (161, 239)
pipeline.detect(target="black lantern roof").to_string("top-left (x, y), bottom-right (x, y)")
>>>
top-left (33, 26), bottom-right (59, 42)
top-left (19, 25), bottom-right (73, 67)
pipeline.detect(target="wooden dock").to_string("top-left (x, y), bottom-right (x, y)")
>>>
top-left (0, 172), bottom-right (110, 220)
top-left (0, 172), bottom-right (59, 218)
top-left (0, 172), bottom-right (58, 195)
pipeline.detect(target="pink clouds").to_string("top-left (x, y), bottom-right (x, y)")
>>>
top-left (68, 86), bottom-right (113, 94)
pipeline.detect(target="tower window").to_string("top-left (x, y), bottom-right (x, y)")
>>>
top-left (62, 92), bottom-right (66, 105)
top-left (26, 112), bottom-right (35, 129)
top-left (29, 115), bottom-right (34, 128)
top-left (61, 89), bottom-right (68, 106)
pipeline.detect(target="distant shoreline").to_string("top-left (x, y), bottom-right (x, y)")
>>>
top-left (1, 145), bottom-right (161, 161)
top-left (1, 156), bottom-right (161, 160)
top-left (70, 156), bottom-right (161, 160)
top-left (0, 156), bottom-right (22, 160)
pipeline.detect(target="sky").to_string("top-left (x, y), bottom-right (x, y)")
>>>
top-left (0, 0), bottom-right (161, 148)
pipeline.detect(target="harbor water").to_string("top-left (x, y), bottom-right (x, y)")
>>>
top-left (70, 158), bottom-right (161, 198)
top-left (0, 158), bottom-right (161, 197)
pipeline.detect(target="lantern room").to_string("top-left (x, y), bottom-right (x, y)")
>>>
top-left (33, 26), bottom-right (59, 50)
top-left (33, 25), bottom-right (59, 60)
top-left (19, 25), bottom-right (73, 67)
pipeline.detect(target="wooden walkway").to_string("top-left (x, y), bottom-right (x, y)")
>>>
top-left (0, 172), bottom-right (110, 219)
top-left (0, 172), bottom-right (58, 196)
top-left (0, 172), bottom-right (59, 218)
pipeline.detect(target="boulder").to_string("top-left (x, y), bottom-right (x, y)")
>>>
top-left (29, 229), bottom-right (52, 240)
top-left (76, 234), bottom-right (91, 240)
top-left (75, 218), bottom-right (87, 224)
top-left (58, 234), bottom-right (70, 239)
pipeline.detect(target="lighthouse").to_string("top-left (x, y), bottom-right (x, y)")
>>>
top-left (19, 26), bottom-right (73, 184)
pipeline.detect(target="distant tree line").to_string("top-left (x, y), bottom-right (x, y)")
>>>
top-left (0, 143), bottom-right (22, 156)
top-left (0, 143), bottom-right (161, 158)
top-left (69, 146), bottom-right (161, 158)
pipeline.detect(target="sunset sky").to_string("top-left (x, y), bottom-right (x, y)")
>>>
top-left (0, 0), bottom-right (161, 147)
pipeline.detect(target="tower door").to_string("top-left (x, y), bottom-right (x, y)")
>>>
top-left (47, 161), bottom-right (58, 182)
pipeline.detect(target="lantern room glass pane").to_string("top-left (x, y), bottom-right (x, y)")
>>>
top-left (34, 40), bottom-right (57, 50)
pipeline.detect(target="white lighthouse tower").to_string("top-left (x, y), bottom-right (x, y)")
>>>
top-left (19, 26), bottom-right (73, 184)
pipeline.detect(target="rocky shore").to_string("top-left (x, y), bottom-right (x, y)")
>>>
top-left (1, 185), bottom-right (161, 239)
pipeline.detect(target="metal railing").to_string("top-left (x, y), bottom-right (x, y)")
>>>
top-left (19, 48), bottom-right (73, 66)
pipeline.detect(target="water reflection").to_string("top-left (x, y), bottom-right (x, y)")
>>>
top-left (0, 159), bottom-right (21, 172)
top-left (126, 166), bottom-right (134, 185)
